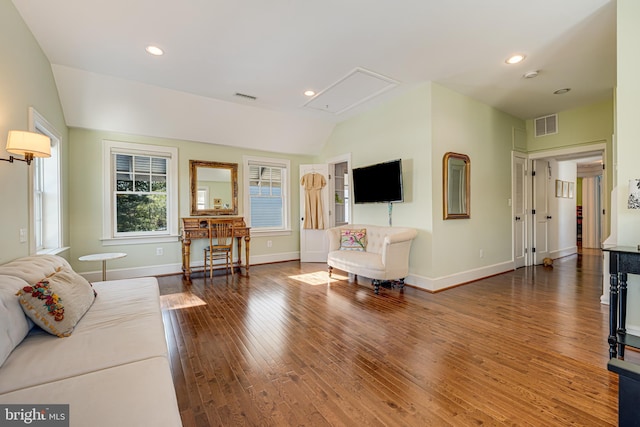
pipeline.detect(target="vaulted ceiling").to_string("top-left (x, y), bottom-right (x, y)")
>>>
top-left (12, 0), bottom-right (616, 155)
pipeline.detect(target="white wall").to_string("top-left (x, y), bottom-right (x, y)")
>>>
top-left (615, 0), bottom-right (640, 331)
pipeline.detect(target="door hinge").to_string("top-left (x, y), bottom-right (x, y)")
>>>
top-left (532, 247), bottom-right (536, 253)
top-left (603, 164), bottom-right (605, 170)
top-left (603, 209), bottom-right (606, 215)
top-left (532, 209), bottom-right (536, 215)
top-left (532, 170), bottom-right (536, 176)
top-left (525, 248), bottom-right (528, 254)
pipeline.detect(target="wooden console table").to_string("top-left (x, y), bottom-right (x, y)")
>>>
top-left (181, 217), bottom-right (250, 280)
top-left (604, 246), bottom-right (640, 359)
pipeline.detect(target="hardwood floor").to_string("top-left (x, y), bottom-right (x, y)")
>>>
top-left (158, 249), bottom-right (620, 426)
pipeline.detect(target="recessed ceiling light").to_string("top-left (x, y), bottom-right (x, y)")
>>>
top-left (505, 54), bottom-right (525, 65)
top-left (523, 70), bottom-right (539, 79)
top-left (304, 90), bottom-right (316, 97)
top-left (145, 45), bottom-right (164, 56)
top-left (553, 88), bottom-right (571, 95)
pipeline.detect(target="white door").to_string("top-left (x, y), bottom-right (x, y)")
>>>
top-left (513, 154), bottom-right (527, 268)
top-left (533, 159), bottom-right (550, 264)
top-left (582, 176), bottom-right (602, 248)
top-left (299, 164), bottom-right (330, 262)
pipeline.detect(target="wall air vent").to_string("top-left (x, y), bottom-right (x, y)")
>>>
top-left (234, 92), bottom-right (257, 101)
top-left (534, 114), bottom-right (558, 137)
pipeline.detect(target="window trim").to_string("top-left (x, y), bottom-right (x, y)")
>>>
top-left (243, 155), bottom-right (291, 235)
top-left (28, 107), bottom-right (63, 255)
top-left (102, 140), bottom-right (179, 245)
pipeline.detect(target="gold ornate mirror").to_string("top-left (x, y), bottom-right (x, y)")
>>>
top-left (443, 152), bottom-right (470, 219)
top-left (190, 160), bottom-right (238, 216)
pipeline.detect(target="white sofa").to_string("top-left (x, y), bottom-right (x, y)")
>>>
top-left (0, 255), bottom-right (182, 427)
top-left (326, 224), bottom-right (417, 294)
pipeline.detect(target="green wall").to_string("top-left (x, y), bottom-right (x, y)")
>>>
top-left (0, 1), bottom-right (68, 263)
top-left (430, 84), bottom-right (521, 277)
top-left (320, 84), bottom-right (433, 277)
top-left (525, 99), bottom-right (613, 154)
top-left (320, 82), bottom-right (524, 286)
top-left (525, 98), bottom-right (613, 238)
top-left (68, 128), bottom-right (313, 273)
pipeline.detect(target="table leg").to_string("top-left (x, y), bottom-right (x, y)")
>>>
top-left (182, 239), bottom-right (192, 281)
top-left (244, 235), bottom-right (250, 274)
top-left (102, 260), bottom-right (107, 281)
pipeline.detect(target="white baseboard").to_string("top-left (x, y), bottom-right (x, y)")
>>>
top-left (79, 251), bottom-right (301, 282)
top-left (549, 246), bottom-right (578, 259)
top-left (250, 251), bottom-right (300, 266)
top-left (80, 262), bottom-right (183, 282)
top-left (406, 261), bottom-right (515, 293)
top-left (80, 253), bottom-right (512, 293)
top-left (626, 325), bottom-right (640, 338)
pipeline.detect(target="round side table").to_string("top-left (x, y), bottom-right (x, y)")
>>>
top-left (78, 252), bottom-right (127, 281)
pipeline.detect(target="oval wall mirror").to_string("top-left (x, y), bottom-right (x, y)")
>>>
top-left (443, 152), bottom-right (470, 219)
top-left (190, 160), bottom-right (238, 216)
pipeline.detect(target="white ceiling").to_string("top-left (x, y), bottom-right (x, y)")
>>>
top-left (12, 0), bottom-right (616, 155)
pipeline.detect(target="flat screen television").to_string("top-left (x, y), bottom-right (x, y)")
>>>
top-left (352, 159), bottom-right (403, 204)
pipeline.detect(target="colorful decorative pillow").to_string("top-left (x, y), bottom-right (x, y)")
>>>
top-left (339, 229), bottom-right (367, 251)
top-left (16, 267), bottom-right (96, 338)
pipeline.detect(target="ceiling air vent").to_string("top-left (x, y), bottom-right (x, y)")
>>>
top-left (534, 114), bottom-right (558, 137)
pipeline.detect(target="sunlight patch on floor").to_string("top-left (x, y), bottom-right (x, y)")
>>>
top-left (289, 270), bottom-right (348, 286)
top-left (160, 292), bottom-right (207, 310)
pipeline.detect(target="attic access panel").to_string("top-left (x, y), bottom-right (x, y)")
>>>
top-left (304, 68), bottom-right (398, 115)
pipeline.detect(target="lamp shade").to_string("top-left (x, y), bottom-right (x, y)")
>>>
top-left (6, 131), bottom-right (51, 158)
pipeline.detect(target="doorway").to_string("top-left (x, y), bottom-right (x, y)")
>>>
top-left (299, 154), bottom-right (352, 263)
top-left (514, 144), bottom-right (606, 266)
top-left (578, 161), bottom-right (604, 249)
top-left (333, 161), bottom-right (350, 227)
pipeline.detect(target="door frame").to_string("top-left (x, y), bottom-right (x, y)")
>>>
top-left (521, 142), bottom-right (607, 265)
top-left (326, 153), bottom-right (352, 228)
top-left (512, 151), bottom-right (528, 268)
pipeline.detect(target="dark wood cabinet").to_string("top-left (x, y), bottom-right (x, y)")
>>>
top-left (603, 246), bottom-right (640, 359)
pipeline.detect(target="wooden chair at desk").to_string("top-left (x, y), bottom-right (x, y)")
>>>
top-left (204, 220), bottom-right (234, 277)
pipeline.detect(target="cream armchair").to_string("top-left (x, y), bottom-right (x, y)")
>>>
top-left (326, 224), bottom-right (417, 294)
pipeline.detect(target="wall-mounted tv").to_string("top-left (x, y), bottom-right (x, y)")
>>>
top-left (352, 159), bottom-right (404, 204)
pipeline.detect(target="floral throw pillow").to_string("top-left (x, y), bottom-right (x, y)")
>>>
top-left (339, 229), bottom-right (367, 251)
top-left (16, 267), bottom-right (96, 337)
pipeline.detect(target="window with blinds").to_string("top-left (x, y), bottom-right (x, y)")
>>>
top-left (103, 140), bottom-right (178, 242)
top-left (244, 156), bottom-right (290, 233)
top-left (114, 153), bottom-right (168, 233)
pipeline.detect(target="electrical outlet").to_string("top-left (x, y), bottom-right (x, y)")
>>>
top-left (267, 240), bottom-right (273, 248)
top-left (479, 249), bottom-right (484, 258)
top-left (19, 228), bottom-right (27, 243)
top-left (156, 247), bottom-right (163, 256)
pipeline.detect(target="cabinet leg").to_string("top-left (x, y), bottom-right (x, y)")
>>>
top-left (619, 273), bottom-right (628, 358)
top-left (609, 273), bottom-right (619, 359)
